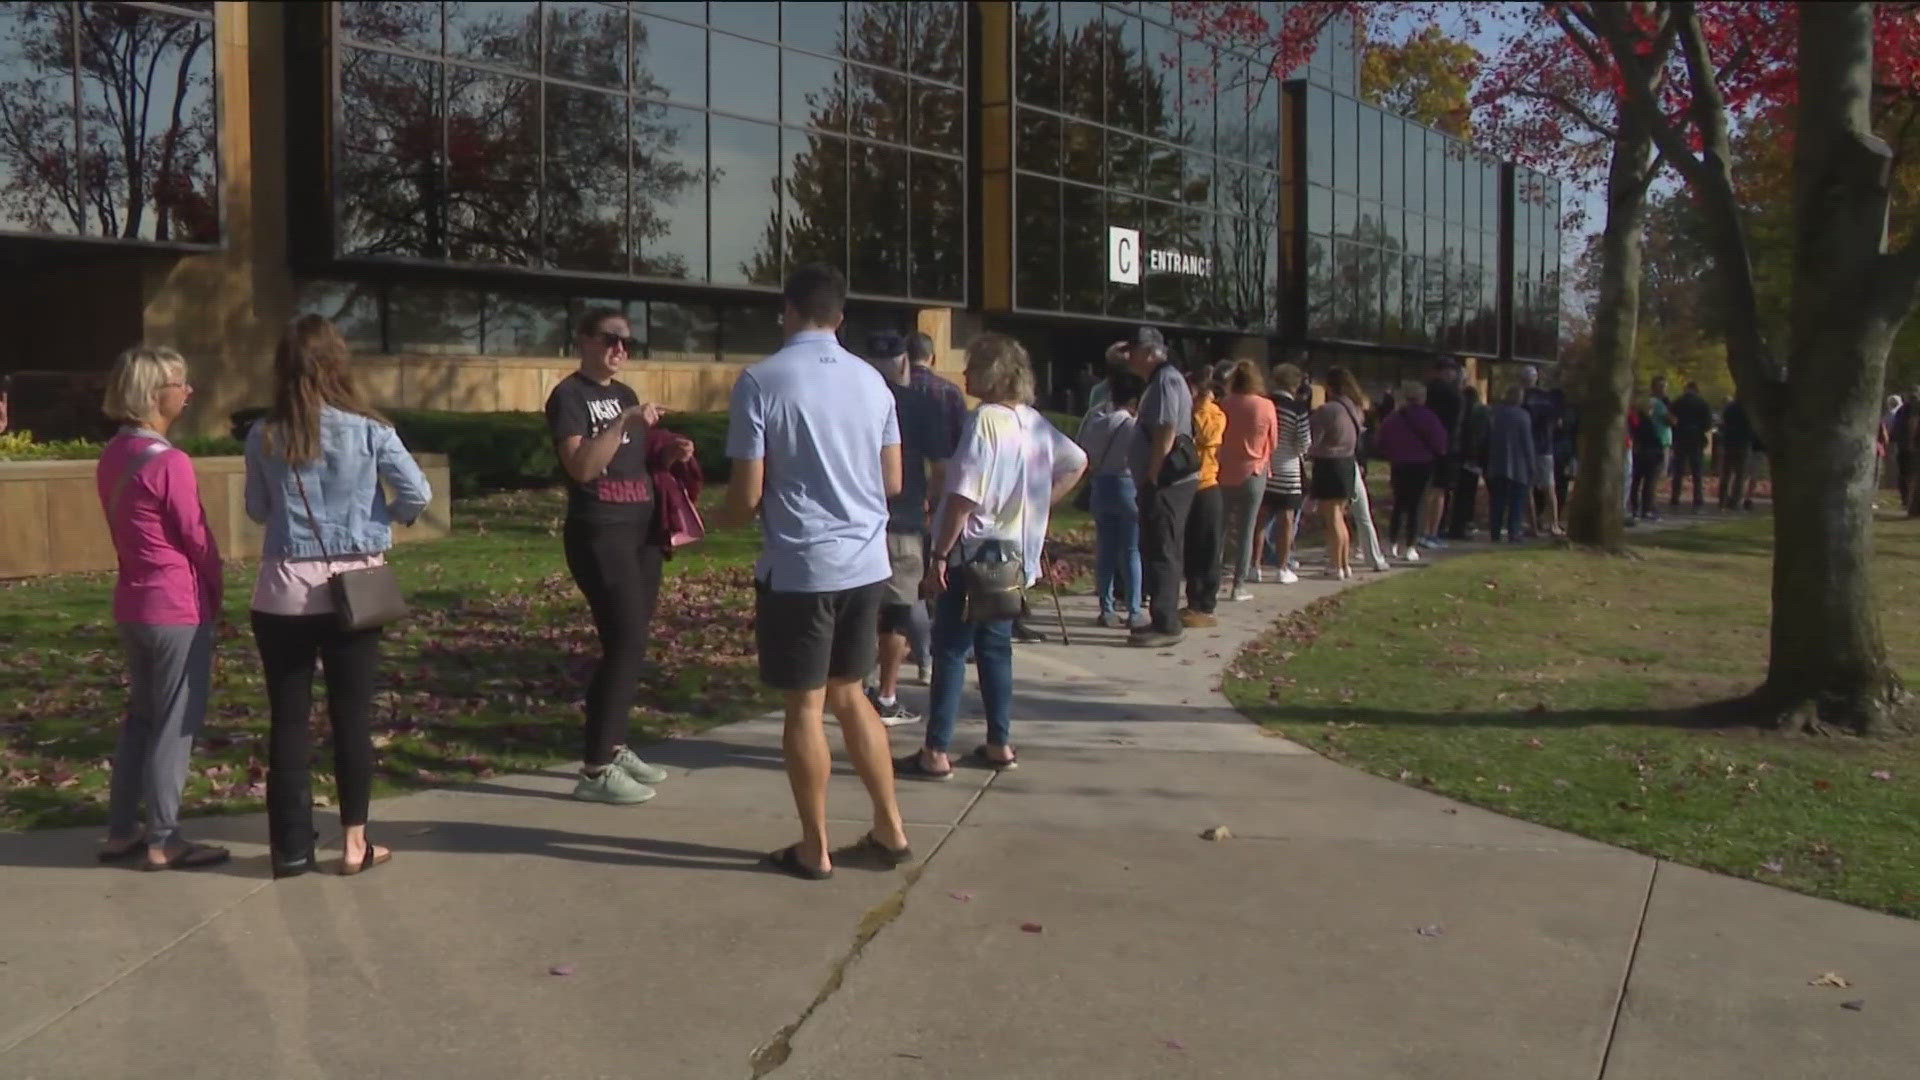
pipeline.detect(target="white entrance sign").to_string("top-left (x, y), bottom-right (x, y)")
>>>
top-left (1107, 226), bottom-right (1140, 285)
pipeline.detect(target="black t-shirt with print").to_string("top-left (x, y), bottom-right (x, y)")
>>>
top-left (544, 372), bottom-right (654, 526)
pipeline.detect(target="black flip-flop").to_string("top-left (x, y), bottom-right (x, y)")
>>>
top-left (968, 746), bottom-right (1019, 772)
top-left (893, 752), bottom-right (953, 782)
top-left (764, 844), bottom-right (832, 881)
top-left (142, 841), bottom-right (231, 872)
top-left (846, 832), bottom-right (914, 868)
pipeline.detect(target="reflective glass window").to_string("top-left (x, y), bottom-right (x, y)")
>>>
top-left (1058, 2), bottom-right (1104, 121)
top-left (1145, 140), bottom-right (1181, 201)
top-left (1060, 182), bottom-right (1104, 312)
top-left (445, 69), bottom-right (540, 265)
top-left (338, 50), bottom-right (444, 259)
top-left (1142, 22), bottom-right (1179, 141)
top-left (546, 2), bottom-right (629, 88)
top-left (912, 83), bottom-right (963, 154)
top-left (635, 14), bottom-right (706, 105)
top-left (780, 127), bottom-right (847, 274)
top-left (1062, 121), bottom-right (1103, 185)
top-left (1333, 94), bottom-right (1357, 193)
top-left (638, 2), bottom-right (707, 22)
top-left (911, 1), bottom-right (965, 86)
top-left (483, 292), bottom-right (568, 356)
top-left (447, 2), bottom-right (539, 71)
top-left (634, 101), bottom-right (707, 280)
top-left (648, 300), bottom-right (719, 359)
top-left (848, 65), bottom-right (907, 141)
top-left (1305, 85), bottom-right (1331, 186)
top-left (1249, 68), bottom-right (1279, 168)
top-left (545, 84), bottom-right (629, 274)
top-left (784, 1), bottom-right (844, 56)
top-left (1016, 174), bottom-right (1061, 310)
top-left (1014, 1), bottom-right (1060, 108)
top-left (1357, 106), bottom-right (1381, 200)
top-left (0, 1), bottom-right (79, 234)
top-left (710, 33), bottom-right (777, 118)
top-left (1017, 108), bottom-right (1061, 175)
top-left (846, 2), bottom-right (906, 67)
top-left (710, 1), bottom-right (777, 40)
top-left (1107, 131), bottom-right (1143, 193)
top-left (708, 116), bottom-right (781, 283)
top-left (909, 152), bottom-right (963, 300)
top-left (1307, 185), bottom-right (1331, 235)
top-left (340, 1), bottom-right (441, 52)
top-left (1184, 153), bottom-right (1214, 208)
top-left (784, 49), bottom-right (842, 129)
top-left (848, 141), bottom-right (908, 296)
top-left (296, 280), bottom-right (385, 351)
top-left (389, 284), bottom-right (482, 353)
top-left (719, 301), bottom-right (785, 357)
top-left (1381, 115), bottom-right (1402, 208)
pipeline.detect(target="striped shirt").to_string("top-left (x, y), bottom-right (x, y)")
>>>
top-left (1269, 393), bottom-right (1312, 495)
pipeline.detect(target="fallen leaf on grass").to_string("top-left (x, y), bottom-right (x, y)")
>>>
top-left (548, 964), bottom-right (575, 976)
top-left (1020, 922), bottom-right (1044, 934)
top-left (1200, 825), bottom-right (1232, 841)
top-left (1870, 769), bottom-right (1893, 781)
top-left (1813, 779), bottom-right (1833, 792)
top-left (1809, 972), bottom-right (1851, 989)
top-left (1416, 924), bottom-right (1445, 938)
top-left (948, 890), bottom-right (974, 902)
top-left (1841, 1000), bottom-right (1866, 1011)
top-left (1164, 1039), bottom-right (1187, 1051)
top-left (1760, 860), bottom-right (1785, 874)
top-left (1441, 808), bottom-right (1458, 815)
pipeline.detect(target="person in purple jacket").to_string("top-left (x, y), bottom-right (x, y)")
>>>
top-left (1373, 382), bottom-right (1450, 562)
top-left (94, 346), bottom-right (230, 871)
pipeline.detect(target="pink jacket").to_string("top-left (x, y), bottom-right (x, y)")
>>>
top-left (95, 429), bottom-right (223, 625)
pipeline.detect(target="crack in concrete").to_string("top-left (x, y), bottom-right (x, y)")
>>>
top-left (747, 776), bottom-right (997, 1078)
top-left (1594, 859), bottom-right (1661, 1080)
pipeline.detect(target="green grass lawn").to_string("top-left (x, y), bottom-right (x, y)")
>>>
top-left (1224, 514), bottom-right (1920, 919)
top-left (0, 485), bottom-right (1092, 832)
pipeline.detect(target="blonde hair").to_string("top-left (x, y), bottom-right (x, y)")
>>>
top-left (964, 332), bottom-right (1035, 405)
top-left (102, 346), bottom-right (186, 425)
top-left (1326, 366), bottom-right (1369, 411)
top-left (1271, 362), bottom-right (1303, 394)
top-left (1228, 358), bottom-right (1265, 396)
top-left (265, 314), bottom-right (387, 464)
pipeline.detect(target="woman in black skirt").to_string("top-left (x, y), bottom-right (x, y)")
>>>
top-left (1307, 368), bottom-right (1369, 580)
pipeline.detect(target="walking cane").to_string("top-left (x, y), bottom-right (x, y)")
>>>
top-left (1042, 548), bottom-right (1071, 646)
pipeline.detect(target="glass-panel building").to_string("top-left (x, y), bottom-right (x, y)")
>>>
top-left (0, 1), bottom-right (1562, 438)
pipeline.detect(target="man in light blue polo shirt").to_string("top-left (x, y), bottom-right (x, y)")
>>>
top-left (722, 263), bottom-right (913, 880)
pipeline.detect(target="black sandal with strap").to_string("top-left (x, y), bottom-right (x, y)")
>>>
top-left (968, 745), bottom-right (1019, 772)
top-left (142, 841), bottom-right (232, 872)
top-left (893, 751), bottom-right (953, 782)
top-left (847, 832), bottom-right (914, 868)
top-left (764, 844), bottom-right (833, 881)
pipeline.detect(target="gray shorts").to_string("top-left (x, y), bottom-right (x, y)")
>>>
top-left (1532, 454), bottom-right (1556, 491)
top-left (883, 531), bottom-right (925, 607)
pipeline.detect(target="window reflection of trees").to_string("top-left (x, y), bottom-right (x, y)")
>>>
top-left (0, 1), bottom-right (219, 243)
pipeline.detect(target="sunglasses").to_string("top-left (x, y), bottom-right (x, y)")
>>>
top-left (594, 331), bottom-right (642, 353)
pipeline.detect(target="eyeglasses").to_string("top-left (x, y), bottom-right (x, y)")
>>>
top-left (594, 331), bottom-right (642, 353)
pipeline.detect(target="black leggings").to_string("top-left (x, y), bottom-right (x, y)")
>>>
top-left (1389, 463), bottom-right (1432, 547)
top-left (252, 611), bottom-right (381, 858)
top-left (564, 518), bottom-right (663, 768)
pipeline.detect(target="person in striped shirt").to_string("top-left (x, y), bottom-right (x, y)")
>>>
top-left (1254, 362), bottom-right (1312, 585)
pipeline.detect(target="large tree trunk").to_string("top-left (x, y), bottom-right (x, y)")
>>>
top-left (1759, 2), bottom-right (1914, 736)
top-left (1566, 108), bottom-right (1654, 551)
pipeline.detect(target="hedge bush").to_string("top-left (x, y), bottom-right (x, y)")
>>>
top-left (0, 431), bottom-right (243, 462)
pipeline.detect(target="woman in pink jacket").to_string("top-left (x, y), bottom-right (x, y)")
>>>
top-left (93, 347), bottom-right (229, 871)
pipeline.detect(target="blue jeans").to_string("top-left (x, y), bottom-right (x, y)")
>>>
top-left (1489, 476), bottom-right (1528, 539)
top-left (925, 575), bottom-right (1014, 752)
top-left (1089, 474), bottom-right (1142, 619)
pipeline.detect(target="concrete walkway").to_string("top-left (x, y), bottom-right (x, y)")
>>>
top-left (3, 527), bottom-right (1917, 1079)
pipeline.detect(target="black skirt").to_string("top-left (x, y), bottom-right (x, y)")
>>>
top-left (1309, 456), bottom-right (1357, 501)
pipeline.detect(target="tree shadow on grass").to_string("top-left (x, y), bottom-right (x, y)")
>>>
top-left (1237, 699), bottom-right (1758, 734)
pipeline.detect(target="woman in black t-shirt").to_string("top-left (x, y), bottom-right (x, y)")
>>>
top-left (544, 307), bottom-right (685, 806)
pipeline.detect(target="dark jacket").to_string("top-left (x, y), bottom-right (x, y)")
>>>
top-left (1671, 390), bottom-right (1714, 451)
top-left (1488, 404), bottom-right (1535, 485)
top-left (645, 427), bottom-right (705, 553)
top-left (1458, 402), bottom-right (1493, 471)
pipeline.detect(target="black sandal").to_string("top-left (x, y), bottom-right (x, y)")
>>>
top-left (764, 844), bottom-right (832, 881)
top-left (340, 842), bottom-right (392, 877)
top-left (968, 746), bottom-right (1019, 771)
top-left (142, 841), bottom-right (231, 872)
top-left (97, 835), bottom-right (147, 863)
top-left (848, 832), bottom-right (914, 867)
top-left (893, 751), bottom-right (953, 782)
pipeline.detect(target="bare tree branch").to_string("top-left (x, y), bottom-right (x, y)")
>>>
top-left (1510, 85), bottom-right (1621, 140)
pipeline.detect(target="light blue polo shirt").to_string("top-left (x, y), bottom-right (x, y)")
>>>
top-left (726, 329), bottom-right (901, 592)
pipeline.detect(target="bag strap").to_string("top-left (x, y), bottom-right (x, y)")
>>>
top-left (108, 439), bottom-right (170, 521)
top-left (290, 458), bottom-right (338, 570)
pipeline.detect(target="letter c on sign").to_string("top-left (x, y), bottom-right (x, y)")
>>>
top-left (1108, 226), bottom-right (1141, 285)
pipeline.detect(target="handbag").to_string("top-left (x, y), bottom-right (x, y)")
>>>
top-left (959, 405), bottom-right (1030, 623)
top-left (292, 463), bottom-right (408, 632)
top-left (1071, 411), bottom-right (1126, 512)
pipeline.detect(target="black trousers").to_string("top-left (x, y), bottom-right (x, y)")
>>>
top-left (1183, 484), bottom-right (1224, 614)
top-left (1139, 480), bottom-right (1196, 634)
top-left (1720, 445), bottom-right (1752, 509)
top-left (1446, 466), bottom-right (1481, 539)
top-left (1632, 448), bottom-right (1667, 516)
top-left (1388, 463), bottom-right (1433, 547)
top-left (1670, 445), bottom-right (1707, 508)
top-left (564, 518), bottom-right (664, 767)
top-left (252, 611), bottom-right (381, 859)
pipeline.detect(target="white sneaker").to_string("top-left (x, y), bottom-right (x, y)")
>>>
top-left (1390, 544), bottom-right (1404, 560)
top-left (1230, 588), bottom-right (1255, 602)
top-left (1404, 547), bottom-right (1421, 563)
top-left (1248, 567), bottom-right (1263, 584)
top-left (1278, 568), bottom-right (1299, 584)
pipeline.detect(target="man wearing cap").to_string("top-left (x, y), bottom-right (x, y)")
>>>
top-left (1113, 327), bottom-right (1196, 648)
top-left (863, 330), bottom-right (950, 723)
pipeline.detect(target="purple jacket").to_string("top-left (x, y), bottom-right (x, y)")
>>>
top-left (1373, 403), bottom-right (1450, 466)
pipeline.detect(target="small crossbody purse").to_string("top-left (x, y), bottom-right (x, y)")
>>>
top-left (292, 465), bottom-right (409, 632)
top-left (958, 405), bottom-right (1030, 623)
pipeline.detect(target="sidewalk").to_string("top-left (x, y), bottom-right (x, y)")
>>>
top-left (3, 522), bottom-right (1915, 1080)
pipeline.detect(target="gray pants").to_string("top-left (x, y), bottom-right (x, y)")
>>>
top-left (110, 623), bottom-right (214, 848)
top-left (1222, 474), bottom-right (1267, 589)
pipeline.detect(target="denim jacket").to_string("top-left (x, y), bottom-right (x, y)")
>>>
top-left (245, 406), bottom-right (432, 560)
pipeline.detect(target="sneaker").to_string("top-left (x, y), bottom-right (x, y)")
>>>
top-left (1287, 557), bottom-right (1301, 571)
top-left (1278, 568), bottom-right (1300, 584)
top-left (573, 767), bottom-right (657, 805)
top-left (1129, 629), bottom-right (1186, 648)
top-left (1428, 537), bottom-right (1450, 550)
top-left (1247, 567), bottom-right (1263, 584)
top-left (1371, 559), bottom-right (1391, 572)
top-left (915, 662), bottom-right (929, 685)
top-left (1095, 611), bottom-right (1120, 628)
top-left (1403, 547), bottom-right (1421, 563)
top-left (1390, 544), bottom-right (1405, 560)
top-left (1012, 623), bottom-right (1048, 644)
top-left (869, 692), bottom-right (921, 727)
top-left (1180, 609), bottom-right (1218, 628)
top-left (1229, 588), bottom-right (1255, 602)
top-left (1128, 612), bottom-right (1152, 630)
top-left (1415, 536), bottom-right (1436, 549)
top-left (611, 746), bottom-right (669, 785)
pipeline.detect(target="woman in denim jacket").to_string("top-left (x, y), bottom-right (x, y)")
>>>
top-left (245, 315), bottom-right (432, 878)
